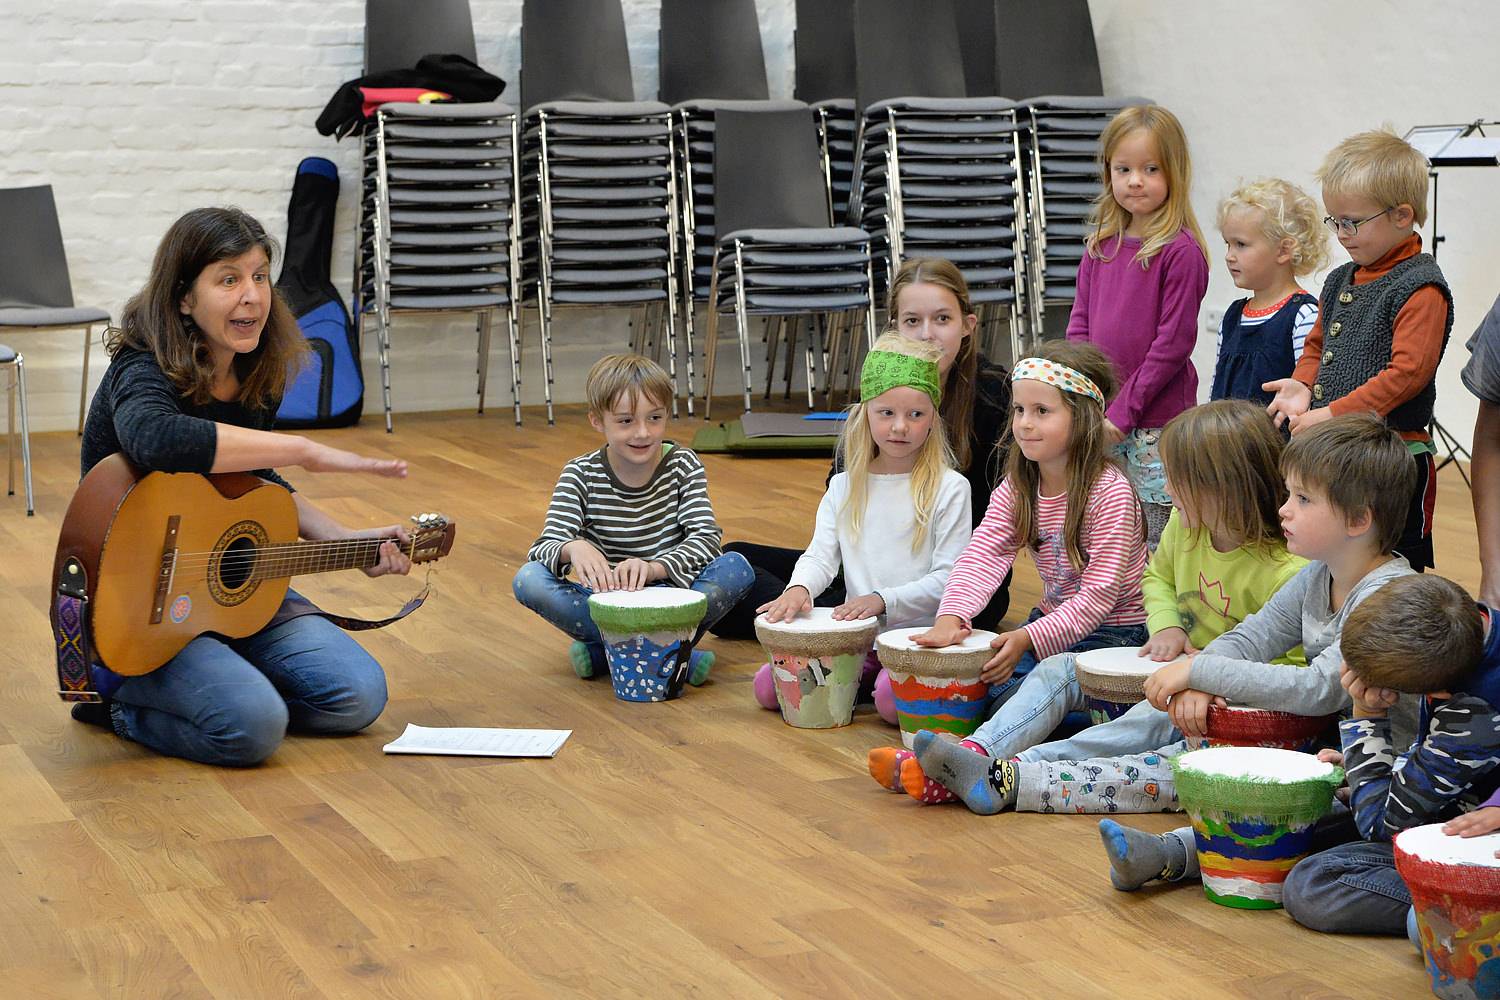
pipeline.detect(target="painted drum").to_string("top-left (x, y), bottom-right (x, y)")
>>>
top-left (754, 609), bottom-right (880, 729)
top-left (1203, 703), bottom-right (1339, 753)
top-left (1394, 822), bottom-right (1500, 1000)
top-left (1171, 746), bottom-right (1342, 909)
top-left (588, 588), bottom-right (707, 703)
top-left (1073, 645), bottom-right (1154, 725)
top-left (877, 627), bottom-right (998, 748)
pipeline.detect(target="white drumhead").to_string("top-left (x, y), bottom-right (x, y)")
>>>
top-left (1176, 746), bottom-right (1337, 782)
top-left (877, 626), bottom-right (1000, 652)
top-left (589, 587), bottom-right (703, 609)
top-left (755, 607), bottom-right (881, 634)
top-left (1074, 645), bottom-right (1153, 677)
top-left (1396, 822), bottom-right (1500, 868)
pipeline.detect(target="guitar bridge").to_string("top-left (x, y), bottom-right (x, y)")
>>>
top-left (150, 515), bottom-right (181, 624)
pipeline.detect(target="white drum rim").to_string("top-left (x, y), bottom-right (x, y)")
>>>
top-left (1396, 822), bottom-right (1500, 867)
top-left (1175, 745), bottom-right (1338, 782)
top-left (754, 607), bottom-right (884, 635)
top-left (1073, 645), bottom-right (1154, 676)
top-left (876, 626), bottom-right (1001, 651)
top-left (588, 586), bottom-right (704, 609)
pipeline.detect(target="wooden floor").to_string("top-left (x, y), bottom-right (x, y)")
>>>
top-left (0, 402), bottom-right (1479, 1000)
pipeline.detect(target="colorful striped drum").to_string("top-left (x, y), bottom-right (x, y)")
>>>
top-left (1172, 746), bottom-right (1343, 909)
top-left (1203, 703), bottom-right (1339, 752)
top-left (877, 627), bottom-right (997, 748)
top-left (588, 588), bottom-right (707, 703)
top-left (1073, 645), bottom-right (1153, 724)
top-left (1395, 823), bottom-right (1500, 1000)
top-left (754, 609), bottom-right (880, 729)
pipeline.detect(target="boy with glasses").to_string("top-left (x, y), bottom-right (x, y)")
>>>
top-left (1264, 128), bottom-right (1454, 572)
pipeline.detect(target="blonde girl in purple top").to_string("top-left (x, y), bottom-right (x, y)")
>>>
top-left (1066, 105), bottom-right (1211, 548)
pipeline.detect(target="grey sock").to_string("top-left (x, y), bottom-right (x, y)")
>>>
top-left (1099, 820), bottom-right (1198, 890)
top-left (911, 730), bottom-right (1010, 814)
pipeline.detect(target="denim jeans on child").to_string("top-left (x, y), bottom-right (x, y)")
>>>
top-left (1016, 697), bottom-right (1182, 764)
top-left (967, 616), bottom-right (1149, 760)
top-left (108, 602), bottom-right (389, 768)
top-left (511, 552), bottom-right (755, 647)
top-left (1282, 839), bottom-right (1411, 935)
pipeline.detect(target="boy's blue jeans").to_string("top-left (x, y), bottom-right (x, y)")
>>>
top-left (1282, 839), bottom-right (1410, 935)
top-left (511, 553), bottom-right (755, 647)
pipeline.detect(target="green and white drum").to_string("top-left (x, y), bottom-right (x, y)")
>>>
top-left (1171, 746), bottom-right (1342, 909)
top-left (754, 609), bottom-right (880, 729)
top-left (587, 587), bottom-right (707, 702)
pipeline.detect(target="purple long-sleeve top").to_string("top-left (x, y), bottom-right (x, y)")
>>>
top-left (1065, 228), bottom-right (1210, 433)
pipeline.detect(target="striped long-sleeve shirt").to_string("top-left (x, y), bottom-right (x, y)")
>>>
top-left (937, 466), bottom-right (1147, 658)
top-left (527, 443), bottom-right (723, 588)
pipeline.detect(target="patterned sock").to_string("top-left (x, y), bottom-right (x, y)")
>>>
top-left (899, 734), bottom-right (988, 805)
top-left (868, 746), bottom-right (913, 791)
top-left (1098, 820), bottom-right (1197, 890)
top-left (688, 649), bottom-right (714, 686)
top-left (909, 730), bottom-right (1012, 814)
top-left (569, 641), bottom-right (605, 679)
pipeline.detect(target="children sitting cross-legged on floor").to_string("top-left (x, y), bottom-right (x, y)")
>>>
top-left (900, 413), bottom-right (1417, 820)
top-left (1277, 574), bottom-right (1500, 935)
top-left (868, 341), bottom-right (1149, 801)
top-left (874, 399), bottom-right (1307, 806)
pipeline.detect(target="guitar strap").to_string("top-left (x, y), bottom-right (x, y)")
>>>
top-left (53, 566), bottom-right (433, 702)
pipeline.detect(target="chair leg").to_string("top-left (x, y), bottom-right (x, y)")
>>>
top-left (509, 304), bottom-right (523, 427)
top-left (5, 354), bottom-right (33, 515)
top-left (78, 323), bottom-right (94, 435)
top-left (476, 308), bottom-right (492, 415)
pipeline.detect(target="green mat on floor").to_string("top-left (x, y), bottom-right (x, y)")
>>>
top-left (691, 420), bottom-right (838, 455)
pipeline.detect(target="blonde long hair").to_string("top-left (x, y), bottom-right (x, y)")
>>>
top-left (1004, 341), bottom-right (1121, 570)
top-left (839, 332), bottom-right (955, 553)
top-left (1088, 105), bottom-right (1210, 270)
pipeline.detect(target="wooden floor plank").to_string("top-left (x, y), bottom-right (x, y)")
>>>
top-left (0, 403), bottom-right (1470, 999)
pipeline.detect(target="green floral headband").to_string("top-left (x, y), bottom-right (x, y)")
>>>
top-left (1012, 357), bottom-right (1104, 405)
top-left (861, 349), bottom-right (942, 408)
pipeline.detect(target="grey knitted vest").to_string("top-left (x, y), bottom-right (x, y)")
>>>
top-left (1309, 253), bottom-right (1452, 433)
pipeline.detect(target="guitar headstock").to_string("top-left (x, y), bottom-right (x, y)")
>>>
top-left (407, 513), bottom-right (456, 564)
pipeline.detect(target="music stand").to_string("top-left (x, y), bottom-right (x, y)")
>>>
top-left (1401, 120), bottom-right (1500, 489)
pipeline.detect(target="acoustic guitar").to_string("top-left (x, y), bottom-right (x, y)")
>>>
top-left (52, 453), bottom-right (456, 677)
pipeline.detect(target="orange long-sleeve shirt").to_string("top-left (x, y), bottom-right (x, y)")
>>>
top-left (1291, 233), bottom-right (1448, 442)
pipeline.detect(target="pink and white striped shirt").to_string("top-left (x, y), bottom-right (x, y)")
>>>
top-left (938, 466), bottom-right (1148, 659)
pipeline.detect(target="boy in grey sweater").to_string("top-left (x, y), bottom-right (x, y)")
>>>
top-left (910, 416), bottom-right (1417, 843)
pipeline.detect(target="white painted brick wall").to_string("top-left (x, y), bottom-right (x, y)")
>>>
top-left (2, 0), bottom-right (798, 431)
top-left (5, 1), bottom-right (1500, 452)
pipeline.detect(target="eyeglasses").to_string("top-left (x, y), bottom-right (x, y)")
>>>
top-left (1322, 207), bottom-right (1395, 237)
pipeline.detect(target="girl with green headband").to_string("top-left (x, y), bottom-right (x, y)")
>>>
top-left (753, 333), bottom-right (974, 713)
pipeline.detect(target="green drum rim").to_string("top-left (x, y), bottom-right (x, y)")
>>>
top-left (588, 592), bottom-right (707, 634)
top-left (1172, 758), bottom-right (1343, 823)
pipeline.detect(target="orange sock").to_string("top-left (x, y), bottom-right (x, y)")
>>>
top-left (868, 746), bottom-right (912, 791)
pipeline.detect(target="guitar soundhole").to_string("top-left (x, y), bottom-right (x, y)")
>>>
top-left (208, 520), bottom-right (268, 607)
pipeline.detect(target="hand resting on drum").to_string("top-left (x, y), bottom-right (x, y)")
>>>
top-left (759, 585), bottom-right (814, 623)
top-left (1443, 806), bottom-right (1500, 856)
top-left (832, 592), bottom-right (886, 620)
top-left (1140, 625), bottom-right (1198, 662)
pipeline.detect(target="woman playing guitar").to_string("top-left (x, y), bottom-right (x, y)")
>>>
top-left (73, 207), bottom-right (412, 766)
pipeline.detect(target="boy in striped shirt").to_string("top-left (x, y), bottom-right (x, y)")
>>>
top-left (511, 354), bottom-right (753, 681)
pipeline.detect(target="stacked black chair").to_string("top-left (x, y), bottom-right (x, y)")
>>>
top-left (662, 0), bottom-right (813, 415)
top-left (703, 108), bottom-right (877, 416)
top-left (1018, 95), bottom-right (1150, 338)
top-left (357, 0), bottom-right (520, 429)
top-left (519, 0), bottom-right (683, 424)
top-left (795, 0), bottom-right (859, 223)
top-left (0, 184), bottom-right (110, 435)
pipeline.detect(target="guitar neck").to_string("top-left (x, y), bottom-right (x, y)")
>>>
top-left (254, 536), bottom-right (407, 581)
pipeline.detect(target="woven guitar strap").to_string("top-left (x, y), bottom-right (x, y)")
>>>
top-left (53, 554), bottom-right (430, 702)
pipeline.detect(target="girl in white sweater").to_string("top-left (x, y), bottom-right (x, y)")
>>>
top-left (755, 333), bottom-right (973, 721)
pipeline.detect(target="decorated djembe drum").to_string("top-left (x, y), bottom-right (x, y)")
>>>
top-left (1073, 645), bottom-right (1154, 724)
top-left (1202, 703), bottom-right (1339, 752)
top-left (587, 588), bottom-right (706, 703)
top-left (1171, 746), bottom-right (1342, 909)
top-left (877, 627), bottom-right (998, 748)
top-left (754, 609), bottom-right (880, 729)
top-left (1395, 823), bottom-right (1500, 1000)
